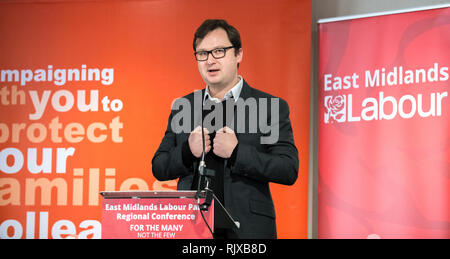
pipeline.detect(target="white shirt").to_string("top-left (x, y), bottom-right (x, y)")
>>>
top-left (203, 76), bottom-right (243, 104)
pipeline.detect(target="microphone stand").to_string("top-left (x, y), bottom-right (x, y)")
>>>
top-left (194, 133), bottom-right (206, 200)
top-left (194, 98), bottom-right (215, 211)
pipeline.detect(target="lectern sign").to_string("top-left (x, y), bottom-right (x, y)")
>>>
top-left (101, 192), bottom-right (213, 239)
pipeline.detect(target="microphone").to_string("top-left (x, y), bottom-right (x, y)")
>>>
top-left (196, 123), bottom-right (215, 211)
top-left (194, 127), bottom-right (206, 200)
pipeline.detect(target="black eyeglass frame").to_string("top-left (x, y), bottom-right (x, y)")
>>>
top-left (194, 46), bottom-right (235, 61)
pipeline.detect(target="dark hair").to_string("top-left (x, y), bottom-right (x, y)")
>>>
top-left (193, 19), bottom-right (242, 55)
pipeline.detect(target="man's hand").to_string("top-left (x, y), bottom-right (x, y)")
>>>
top-left (213, 126), bottom-right (238, 158)
top-left (188, 126), bottom-right (210, 158)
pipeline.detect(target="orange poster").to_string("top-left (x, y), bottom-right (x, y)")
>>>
top-left (0, 0), bottom-right (310, 238)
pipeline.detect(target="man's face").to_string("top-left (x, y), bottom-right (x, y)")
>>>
top-left (195, 28), bottom-right (242, 89)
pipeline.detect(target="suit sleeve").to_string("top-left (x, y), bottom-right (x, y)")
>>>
top-left (231, 98), bottom-right (299, 185)
top-left (151, 110), bottom-right (194, 181)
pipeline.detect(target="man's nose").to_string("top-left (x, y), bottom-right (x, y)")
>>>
top-left (206, 52), bottom-right (216, 63)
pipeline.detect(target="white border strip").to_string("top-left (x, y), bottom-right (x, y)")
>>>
top-left (317, 3), bottom-right (450, 23)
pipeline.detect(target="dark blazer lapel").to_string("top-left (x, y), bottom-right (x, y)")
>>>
top-left (239, 79), bottom-right (252, 100)
top-left (232, 79), bottom-right (252, 145)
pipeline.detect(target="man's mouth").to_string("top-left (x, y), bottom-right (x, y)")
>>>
top-left (207, 68), bottom-right (220, 73)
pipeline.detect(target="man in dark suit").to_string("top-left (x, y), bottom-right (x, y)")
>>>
top-left (152, 19), bottom-right (299, 239)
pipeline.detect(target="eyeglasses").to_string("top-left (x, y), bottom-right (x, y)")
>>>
top-left (194, 46), bottom-right (235, 61)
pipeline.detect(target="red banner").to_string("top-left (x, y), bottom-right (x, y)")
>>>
top-left (318, 7), bottom-right (450, 238)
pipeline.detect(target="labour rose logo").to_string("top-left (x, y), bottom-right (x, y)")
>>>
top-left (324, 95), bottom-right (346, 123)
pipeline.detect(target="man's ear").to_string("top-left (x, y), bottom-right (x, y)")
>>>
top-left (236, 48), bottom-right (243, 67)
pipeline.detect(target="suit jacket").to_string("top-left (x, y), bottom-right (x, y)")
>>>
top-left (152, 80), bottom-right (299, 239)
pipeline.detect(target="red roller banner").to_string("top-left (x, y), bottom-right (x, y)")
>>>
top-left (318, 6), bottom-right (450, 238)
top-left (0, 0), bottom-right (311, 238)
